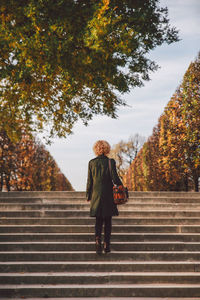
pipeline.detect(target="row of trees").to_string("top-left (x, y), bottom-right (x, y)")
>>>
top-left (123, 53), bottom-right (200, 191)
top-left (0, 129), bottom-right (73, 191)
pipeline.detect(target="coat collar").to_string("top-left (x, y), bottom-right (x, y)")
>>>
top-left (97, 154), bottom-right (108, 159)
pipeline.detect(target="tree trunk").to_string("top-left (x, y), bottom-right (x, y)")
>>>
top-left (192, 171), bottom-right (199, 192)
top-left (184, 173), bottom-right (189, 192)
top-left (5, 175), bottom-right (10, 191)
top-left (194, 176), bottom-right (199, 192)
top-left (0, 173), bottom-right (3, 191)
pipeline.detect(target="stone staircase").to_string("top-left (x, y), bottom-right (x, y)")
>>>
top-left (0, 191), bottom-right (200, 299)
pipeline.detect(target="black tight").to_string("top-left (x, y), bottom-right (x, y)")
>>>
top-left (95, 216), bottom-right (112, 243)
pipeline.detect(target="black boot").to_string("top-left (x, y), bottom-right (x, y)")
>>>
top-left (104, 241), bottom-right (111, 253)
top-left (95, 237), bottom-right (102, 254)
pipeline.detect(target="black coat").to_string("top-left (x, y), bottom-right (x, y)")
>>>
top-left (86, 154), bottom-right (122, 217)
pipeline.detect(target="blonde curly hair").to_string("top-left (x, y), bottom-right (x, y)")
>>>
top-left (93, 140), bottom-right (111, 156)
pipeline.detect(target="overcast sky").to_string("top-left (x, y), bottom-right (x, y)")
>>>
top-left (46, 0), bottom-right (200, 191)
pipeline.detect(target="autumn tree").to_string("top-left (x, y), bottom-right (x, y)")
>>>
top-left (180, 54), bottom-right (200, 191)
top-left (158, 94), bottom-right (188, 191)
top-left (0, 129), bottom-right (16, 191)
top-left (126, 124), bottom-right (167, 191)
top-left (31, 141), bottom-right (73, 191)
top-left (0, 130), bottom-right (73, 191)
top-left (0, 0), bottom-right (179, 141)
top-left (124, 52), bottom-right (200, 191)
top-left (128, 148), bottom-right (144, 191)
top-left (142, 122), bottom-right (166, 191)
top-left (110, 134), bottom-right (145, 181)
top-left (159, 54), bottom-right (200, 191)
top-left (10, 133), bottom-right (36, 191)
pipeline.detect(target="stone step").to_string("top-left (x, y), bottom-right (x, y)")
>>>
top-left (2, 203), bottom-right (200, 210)
top-left (1, 241), bottom-right (200, 252)
top-left (1, 261), bottom-right (200, 273)
top-left (1, 210), bottom-right (200, 218)
top-left (0, 284), bottom-right (200, 297)
top-left (2, 217), bottom-right (200, 225)
top-left (3, 298), bottom-right (200, 300)
top-left (1, 224), bottom-right (200, 233)
top-left (1, 232), bottom-right (200, 242)
top-left (2, 298), bottom-right (200, 300)
top-left (1, 191), bottom-right (199, 197)
top-left (1, 197), bottom-right (200, 204)
top-left (1, 251), bottom-right (200, 262)
top-left (1, 272), bottom-right (200, 284)
top-left (1, 224), bottom-right (196, 233)
top-left (1, 191), bottom-right (200, 299)
top-left (0, 197), bottom-right (86, 203)
top-left (0, 191), bottom-right (85, 198)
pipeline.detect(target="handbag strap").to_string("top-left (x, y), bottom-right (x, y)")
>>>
top-left (108, 159), bottom-right (114, 185)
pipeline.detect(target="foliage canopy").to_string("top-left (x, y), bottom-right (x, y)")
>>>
top-left (0, 0), bottom-right (179, 140)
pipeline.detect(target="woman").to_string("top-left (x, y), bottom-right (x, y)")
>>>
top-left (86, 140), bottom-right (122, 254)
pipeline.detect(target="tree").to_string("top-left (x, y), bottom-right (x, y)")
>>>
top-left (159, 94), bottom-right (189, 191)
top-left (125, 124), bottom-right (167, 191)
top-left (0, 129), bottom-right (73, 191)
top-left (158, 53), bottom-right (200, 191)
top-left (31, 141), bottom-right (74, 191)
top-left (142, 121), bottom-right (167, 191)
top-left (124, 52), bottom-right (200, 191)
top-left (110, 134), bottom-right (145, 180)
top-left (0, 129), bottom-right (16, 191)
top-left (180, 53), bottom-right (200, 191)
top-left (0, 0), bottom-right (179, 141)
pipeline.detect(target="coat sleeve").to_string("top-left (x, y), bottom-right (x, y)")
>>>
top-left (86, 161), bottom-right (93, 200)
top-left (110, 159), bottom-right (123, 186)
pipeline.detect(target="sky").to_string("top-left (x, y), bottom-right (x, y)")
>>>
top-left (46, 0), bottom-right (200, 191)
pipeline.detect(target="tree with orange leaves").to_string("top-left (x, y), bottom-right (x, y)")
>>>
top-left (0, 129), bottom-right (73, 191)
top-left (124, 52), bottom-right (200, 191)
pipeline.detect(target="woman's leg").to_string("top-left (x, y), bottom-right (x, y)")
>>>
top-left (95, 217), bottom-right (103, 254)
top-left (95, 217), bottom-right (103, 239)
top-left (104, 216), bottom-right (112, 253)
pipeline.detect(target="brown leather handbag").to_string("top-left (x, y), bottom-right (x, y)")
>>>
top-left (108, 159), bottom-right (128, 205)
